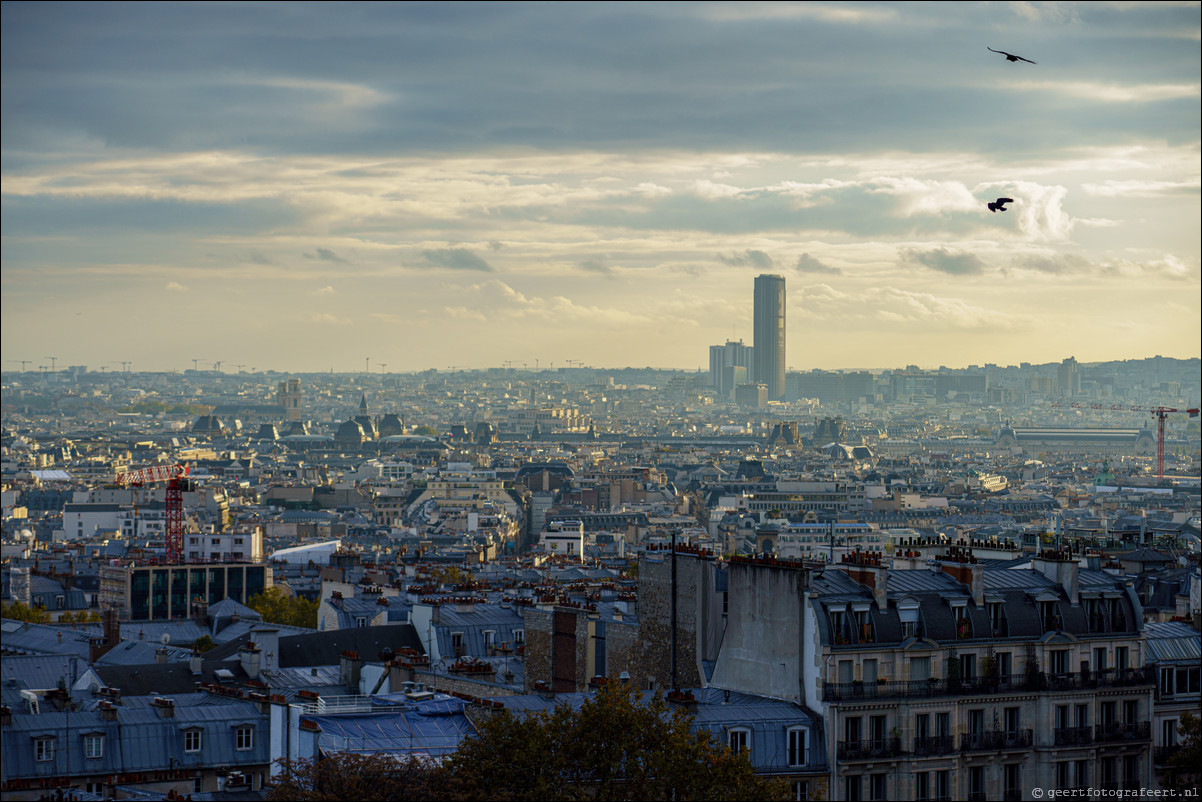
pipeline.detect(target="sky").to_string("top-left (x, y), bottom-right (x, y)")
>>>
top-left (2, 1), bottom-right (1199, 374)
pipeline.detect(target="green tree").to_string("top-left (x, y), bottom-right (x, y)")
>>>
top-left (1166, 711), bottom-right (1201, 793)
top-left (268, 752), bottom-right (439, 802)
top-left (445, 681), bottom-right (791, 801)
top-left (414, 425), bottom-right (439, 437)
top-left (194, 634), bottom-right (216, 653)
top-left (1, 601), bottom-right (51, 623)
top-left (248, 587), bottom-right (318, 629)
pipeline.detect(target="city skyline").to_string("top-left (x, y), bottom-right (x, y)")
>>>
top-left (2, 2), bottom-right (1199, 374)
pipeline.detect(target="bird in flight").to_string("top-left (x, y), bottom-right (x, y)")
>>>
top-left (988, 198), bottom-right (1015, 213)
top-left (988, 47), bottom-right (1036, 64)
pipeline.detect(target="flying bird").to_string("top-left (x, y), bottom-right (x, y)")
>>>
top-left (990, 46), bottom-right (1038, 64)
top-left (988, 197), bottom-right (1015, 213)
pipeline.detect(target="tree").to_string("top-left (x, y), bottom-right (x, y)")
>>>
top-left (268, 752), bottom-right (440, 801)
top-left (1166, 711), bottom-right (1201, 793)
top-left (414, 425), bottom-right (438, 437)
top-left (194, 634), bottom-right (216, 653)
top-left (248, 587), bottom-right (318, 629)
top-left (1, 601), bottom-right (51, 623)
top-left (444, 681), bottom-right (791, 801)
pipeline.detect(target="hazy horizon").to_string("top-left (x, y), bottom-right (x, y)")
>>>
top-left (3, 2), bottom-right (1199, 374)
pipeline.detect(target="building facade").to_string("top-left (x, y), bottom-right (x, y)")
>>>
top-left (753, 274), bottom-right (786, 401)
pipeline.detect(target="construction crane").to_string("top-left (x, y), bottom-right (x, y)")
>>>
top-left (114, 465), bottom-right (191, 564)
top-left (1054, 402), bottom-right (1200, 476)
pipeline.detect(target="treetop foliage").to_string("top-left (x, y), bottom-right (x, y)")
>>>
top-left (247, 586), bottom-right (319, 629)
top-left (268, 681), bottom-right (791, 802)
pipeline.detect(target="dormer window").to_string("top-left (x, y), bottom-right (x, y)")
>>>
top-left (898, 600), bottom-right (921, 640)
top-left (951, 602), bottom-right (971, 639)
top-left (854, 609), bottom-right (874, 644)
top-left (1040, 601), bottom-right (1061, 633)
top-left (829, 610), bottom-right (848, 645)
top-left (987, 602), bottom-right (1007, 637)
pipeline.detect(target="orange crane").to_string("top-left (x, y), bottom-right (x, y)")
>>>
top-left (114, 465), bottom-right (191, 563)
top-left (1054, 403), bottom-right (1199, 476)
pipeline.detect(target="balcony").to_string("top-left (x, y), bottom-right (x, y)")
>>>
top-left (822, 672), bottom-right (1041, 702)
top-left (1095, 721), bottom-right (1151, 743)
top-left (961, 729), bottom-right (1033, 752)
top-left (837, 737), bottom-right (903, 760)
top-left (1154, 745), bottom-right (1182, 764)
top-left (912, 735), bottom-right (955, 756)
top-left (1053, 726), bottom-right (1093, 746)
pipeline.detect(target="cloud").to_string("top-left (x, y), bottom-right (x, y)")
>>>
top-left (901, 247), bottom-right (985, 275)
top-left (306, 247), bottom-right (348, 263)
top-left (578, 259), bottom-right (612, 275)
top-left (795, 253), bottom-right (842, 274)
top-left (165, 281), bottom-right (189, 292)
top-left (311, 312), bottom-right (349, 325)
top-left (312, 285), bottom-right (337, 295)
top-left (1082, 179), bottom-right (1201, 198)
top-left (718, 249), bottom-right (775, 269)
top-left (249, 251), bottom-right (275, 265)
top-left (1012, 253), bottom-right (1094, 274)
top-left (418, 248), bottom-right (494, 272)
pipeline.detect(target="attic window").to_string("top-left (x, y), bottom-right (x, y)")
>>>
top-left (34, 737), bottom-right (55, 762)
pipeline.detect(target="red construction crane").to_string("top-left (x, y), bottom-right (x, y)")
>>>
top-left (1052, 402), bottom-right (1199, 476)
top-left (114, 465), bottom-right (191, 564)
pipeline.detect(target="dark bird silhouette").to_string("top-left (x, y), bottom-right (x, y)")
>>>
top-left (988, 197), bottom-right (1015, 213)
top-left (988, 47), bottom-right (1036, 64)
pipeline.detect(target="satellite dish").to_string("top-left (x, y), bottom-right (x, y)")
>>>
top-left (160, 633), bottom-right (170, 646)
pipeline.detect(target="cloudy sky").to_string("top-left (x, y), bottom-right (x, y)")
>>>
top-left (2, 2), bottom-right (1199, 374)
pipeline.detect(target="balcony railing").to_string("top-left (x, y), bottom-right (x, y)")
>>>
top-left (912, 735), bottom-right (955, 756)
top-left (1053, 726), bottom-right (1093, 746)
top-left (1095, 721), bottom-right (1151, 743)
top-left (837, 737), bottom-right (903, 760)
top-left (824, 672), bottom-right (1037, 702)
top-left (961, 729), bottom-right (1033, 752)
top-left (1154, 745), bottom-right (1182, 764)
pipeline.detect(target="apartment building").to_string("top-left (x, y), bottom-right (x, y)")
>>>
top-left (711, 547), bottom-right (1153, 802)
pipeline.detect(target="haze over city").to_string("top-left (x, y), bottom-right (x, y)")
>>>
top-left (2, 2), bottom-right (1199, 373)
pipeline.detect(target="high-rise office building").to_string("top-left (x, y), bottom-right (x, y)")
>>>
top-left (753, 274), bottom-right (786, 400)
top-left (708, 339), bottom-right (753, 399)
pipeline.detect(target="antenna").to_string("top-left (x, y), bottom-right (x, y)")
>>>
top-left (160, 632), bottom-right (171, 646)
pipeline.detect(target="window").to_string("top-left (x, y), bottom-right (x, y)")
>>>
top-left (184, 729), bottom-right (202, 753)
top-left (1123, 700), bottom-right (1138, 724)
top-left (870, 773), bottom-right (887, 801)
top-left (235, 726), bottom-right (253, 751)
top-left (996, 650), bottom-right (1012, 677)
top-left (1162, 719), bottom-right (1178, 747)
top-left (969, 766), bottom-right (984, 796)
top-left (728, 728), bottom-right (749, 755)
top-left (84, 733), bottom-right (104, 759)
top-left (451, 632), bottom-right (465, 657)
top-left (960, 653), bottom-right (977, 679)
top-left (1123, 756), bottom-right (1139, 785)
top-left (968, 708), bottom-right (984, 736)
top-left (863, 658), bottom-right (878, 684)
top-left (1055, 704), bottom-right (1069, 730)
top-left (792, 781), bottom-right (810, 802)
top-left (787, 727), bottom-right (807, 766)
top-left (1004, 706), bottom-right (1020, 733)
top-left (1094, 647), bottom-right (1108, 671)
top-left (910, 656), bottom-right (931, 682)
top-left (915, 713), bottom-right (930, 740)
top-left (1049, 649), bottom-right (1068, 675)
top-left (34, 737), bottom-right (55, 762)
top-left (988, 602), bottom-right (1006, 635)
top-left (844, 715), bottom-right (862, 742)
top-left (934, 770), bottom-right (949, 799)
top-left (1116, 646), bottom-right (1129, 672)
top-left (935, 712), bottom-right (950, 738)
top-left (512, 629), bottom-right (524, 645)
top-left (1076, 703), bottom-right (1090, 728)
top-left (1004, 764), bottom-right (1021, 797)
top-left (829, 609), bottom-right (847, 643)
top-left (845, 776), bottom-right (861, 802)
top-left (915, 772), bottom-right (930, 801)
top-left (483, 630), bottom-right (496, 648)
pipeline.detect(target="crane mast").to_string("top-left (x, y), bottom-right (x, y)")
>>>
top-left (114, 465), bottom-right (191, 564)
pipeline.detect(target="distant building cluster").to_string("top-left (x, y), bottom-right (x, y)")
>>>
top-left (0, 351), bottom-right (1198, 800)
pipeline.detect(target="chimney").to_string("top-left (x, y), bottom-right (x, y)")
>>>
top-left (340, 650), bottom-right (363, 694)
top-left (239, 641), bottom-right (262, 680)
top-left (838, 550), bottom-right (889, 611)
top-left (250, 626), bottom-right (280, 673)
top-left (155, 647), bottom-right (169, 665)
top-left (532, 680), bottom-right (554, 701)
top-left (90, 608), bottom-right (122, 663)
top-left (937, 545), bottom-right (985, 607)
top-left (1032, 547), bottom-right (1080, 605)
top-left (190, 650), bottom-right (203, 676)
top-left (150, 697), bottom-right (175, 718)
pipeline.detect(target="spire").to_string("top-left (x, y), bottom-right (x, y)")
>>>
top-left (359, 393), bottom-right (369, 414)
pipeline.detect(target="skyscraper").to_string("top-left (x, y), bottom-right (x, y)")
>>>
top-left (753, 274), bottom-right (785, 400)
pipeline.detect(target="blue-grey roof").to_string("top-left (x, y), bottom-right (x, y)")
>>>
top-left (2, 694), bottom-right (269, 782)
top-left (1145, 621), bottom-right (1202, 664)
top-left (302, 699), bottom-right (474, 758)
